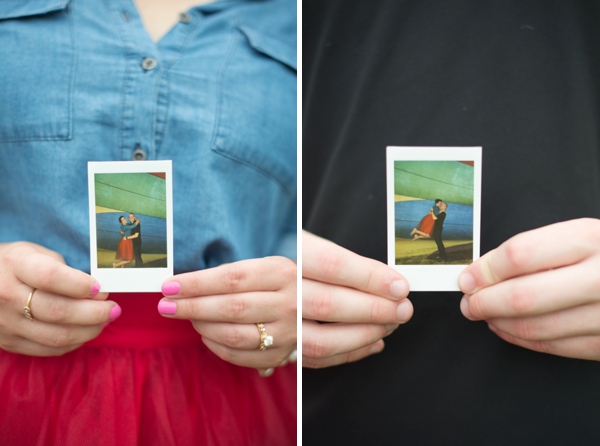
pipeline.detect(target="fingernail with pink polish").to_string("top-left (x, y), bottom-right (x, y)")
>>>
top-left (162, 281), bottom-right (181, 296)
top-left (91, 282), bottom-right (101, 296)
top-left (158, 300), bottom-right (177, 315)
top-left (109, 305), bottom-right (122, 321)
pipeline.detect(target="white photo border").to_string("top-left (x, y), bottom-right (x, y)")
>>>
top-left (88, 160), bottom-right (174, 292)
top-left (386, 147), bottom-right (482, 291)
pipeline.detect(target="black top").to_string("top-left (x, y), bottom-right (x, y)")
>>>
top-left (303, 0), bottom-right (600, 444)
top-left (433, 211), bottom-right (446, 233)
top-left (131, 223), bottom-right (142, 246)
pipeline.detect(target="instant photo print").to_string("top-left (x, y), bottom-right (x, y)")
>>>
top-left (386, 147), bottom-right (482, 291)
top-left (88, 161), bottom-right (173, 292)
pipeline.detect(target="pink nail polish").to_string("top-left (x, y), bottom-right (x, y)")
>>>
top-left (162, 281), bottom-right (181, 296)
top-left (109, 305), bottom-right (122, 321)
top-left (91, 282), bottom-right (101, 296)
top-left (158, 300), bottom-right (177, 315)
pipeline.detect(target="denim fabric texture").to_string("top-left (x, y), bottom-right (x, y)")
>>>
top-left (0, 0), bottom-right (297, 273)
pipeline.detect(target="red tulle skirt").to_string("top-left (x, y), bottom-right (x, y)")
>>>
top-left (0, 294), bottom-right (297, 445)
top-left (115, 239), bottom-right (134, 261)
top-left (416, 214), bottom-right (435, 236)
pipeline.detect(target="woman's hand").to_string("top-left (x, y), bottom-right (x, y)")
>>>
top-left (158, 257), bottom-right (297, 371)
top-left (0, 242), bottom-right (120, 356)
top-left (458, 218), bottom-right (600, 360)
top-left (302, 231), bottom-right (413, 369)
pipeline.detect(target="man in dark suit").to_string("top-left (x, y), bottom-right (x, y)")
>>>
top-left (432, 202), bottom-right (447, 262)
top-left (128, 213), bottom-right (143, 267)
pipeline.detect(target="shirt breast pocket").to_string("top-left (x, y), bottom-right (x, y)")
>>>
top-left (212, 24), bottom-right (297, 199)
top-left (0, 1), bottom-right (74, 142)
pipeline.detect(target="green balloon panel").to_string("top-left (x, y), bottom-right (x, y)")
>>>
top-left (95, 173), bottom-right (166, 219)
top-left (394, 161), bottom-right (474, 205)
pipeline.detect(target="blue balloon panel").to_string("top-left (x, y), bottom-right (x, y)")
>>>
top-left (96, 213), bottom-right (167, 254)
top-left (395, 200), bottom-right (473, 240)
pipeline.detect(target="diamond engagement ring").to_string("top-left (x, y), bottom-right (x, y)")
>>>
top-left (24, 288), bottom-right (36, 321)
top-left (256, 323), bottom-right (273, 351)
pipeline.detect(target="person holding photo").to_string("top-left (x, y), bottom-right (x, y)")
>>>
top-left (0, 0), bottom-right (296, 444)
top-left (303, 0), bottom-right (600, 444)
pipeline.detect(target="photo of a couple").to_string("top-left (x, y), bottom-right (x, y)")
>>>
top-left (394, 161), bottom-right (474, 265)
top-left (94, 172), bottom-right (167, 269)
top-left (113, 213), bottom-right (143, 268)
top-left (409, 199), bottom-right (449, 261)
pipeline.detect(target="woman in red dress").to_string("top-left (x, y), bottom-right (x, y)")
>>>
top-left (113, 216), bottom-right (136, 268)
top-left (410, 208), bottom-right (436, 240)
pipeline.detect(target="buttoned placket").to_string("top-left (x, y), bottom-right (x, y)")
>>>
top-left (104, 0), bottom-right (199, 161)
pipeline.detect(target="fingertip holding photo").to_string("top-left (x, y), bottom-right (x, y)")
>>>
top-left (458, 272), bottom-right (476, 294)
top-left (389, 280), bottom-right (408, 299)
top-left (386, 147), bottom-right (482, 291)
top-left (161, 281), bottom-right (180, 296)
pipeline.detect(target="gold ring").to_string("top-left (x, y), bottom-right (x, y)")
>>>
top-left (256, 322), bottom-right (273, 351)
top-left (24, 288), bottom-right (36, 321)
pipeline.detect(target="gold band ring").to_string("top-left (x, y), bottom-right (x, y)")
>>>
top-left (24, 288), bottom-right (36, 321)
top-left (256, 322), bottom-right (273, 351)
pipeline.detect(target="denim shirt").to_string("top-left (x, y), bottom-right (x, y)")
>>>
top-left (0, 0), bottom-right (296, 274)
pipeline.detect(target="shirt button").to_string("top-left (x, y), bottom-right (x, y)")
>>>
top-left (141, 57), bottom-right (157, 71)
top-left (179, 12), bottom-right (192, 23)
top-left (132, 147), bottom-right (147, 160)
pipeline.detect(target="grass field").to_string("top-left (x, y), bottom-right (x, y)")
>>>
top-left (97, 248), bottom-right (168, 268)
top-left (395, 238), bottom-right (473, 265)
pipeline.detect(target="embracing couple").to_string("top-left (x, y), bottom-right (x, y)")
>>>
top-left (410, 199), bottom-right (448, 262)
top-left (113, 213), bottom-right (144, 268)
